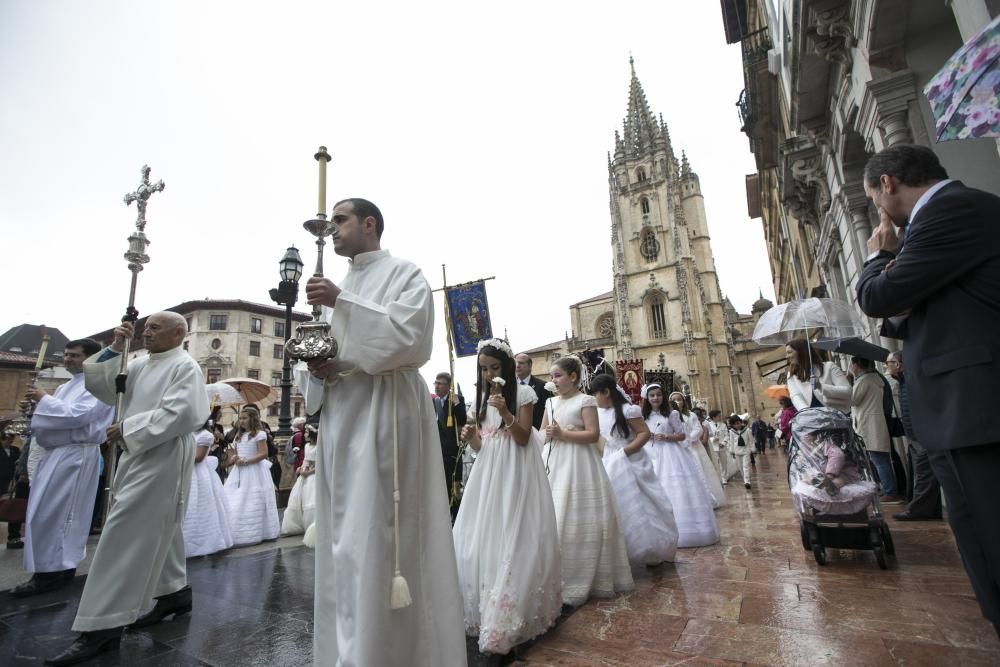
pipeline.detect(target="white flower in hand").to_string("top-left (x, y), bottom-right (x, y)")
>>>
top-left (544, 381), bottom-right (557, 394)
top-left (491, 377), bottom-right (506, 387)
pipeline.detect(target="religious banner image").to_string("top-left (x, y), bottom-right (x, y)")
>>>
top-left (616, 359), bottom-right (644, 404)
top-left (446, 280), bottom-right (493, 357)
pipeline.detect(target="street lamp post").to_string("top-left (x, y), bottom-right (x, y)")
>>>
top-left (269, 246), bottom-right (304, 439)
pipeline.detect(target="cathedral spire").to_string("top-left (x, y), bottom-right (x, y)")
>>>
top-left (621, 58), bottom-right (663, 158)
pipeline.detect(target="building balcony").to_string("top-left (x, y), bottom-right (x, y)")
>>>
top-left (737, 26), bottom-right (780, 170)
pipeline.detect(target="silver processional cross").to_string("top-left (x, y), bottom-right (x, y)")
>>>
top-left (124, 164), bottom-right (165, 232)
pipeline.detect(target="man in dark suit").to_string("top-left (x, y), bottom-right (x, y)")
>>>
top-left (514, 353), bottom-right (548, 429)
top-left (432, 372), bottom-right (466, 518)
top-left (0, 428), bottom-right (23, 549)
top-left (856, 143), bottom-right (1000, 638)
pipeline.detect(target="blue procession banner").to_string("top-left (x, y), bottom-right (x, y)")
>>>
top-left (446, 280), bottom-right (493, 357)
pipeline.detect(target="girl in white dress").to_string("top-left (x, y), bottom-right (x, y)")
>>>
top-left (542, 355), bottom-right (633, 606)
top-left (281, 425), bottom-right (318, 537)
top-left (183, 409), bottom-right (234, 557)
top-left (689, 406), bottom-right (726, 508)
top-left (223, 407), bottom-right (280, 546)
top-left (453, 338), bottom-right (562, 656)
top-left (591, 374), bottom-right (678, 566)
top-left (644, 389), bottom-right (720, 548)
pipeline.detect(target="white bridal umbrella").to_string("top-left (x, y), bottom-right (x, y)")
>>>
top-left (751, 298), bottom-right (870, 346)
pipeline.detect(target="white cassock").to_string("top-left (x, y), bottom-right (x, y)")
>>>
top-left (25, 373), bottom-right (113, 573)
top-left (73, 346), bottom-right (208, 632)
top-left (295, 249), bottom-right (466, 667)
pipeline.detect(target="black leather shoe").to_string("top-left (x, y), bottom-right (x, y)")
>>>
top-left (893, 511), bottom-right (942, 521)
top-left (130, 585), bottom-right (192, 628)
top-left (9, 573), bottom-right (71, 598)
top-left (6, 539), bottom-right (23, 550)
top-left (44, 629), bottom-right (122, 666)
top-left (61, 568), bottom-right (77, 582)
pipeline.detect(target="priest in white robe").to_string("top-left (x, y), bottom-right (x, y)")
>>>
top-left (46, 312), bottom-right (208, 667)
top-left (11, 338), bottom-right (112, 598)
top-left (295, 198), bottom-right (466, 667)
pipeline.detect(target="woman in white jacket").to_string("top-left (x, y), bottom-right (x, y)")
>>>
top-left (784, 339), bottom-right (852, 412)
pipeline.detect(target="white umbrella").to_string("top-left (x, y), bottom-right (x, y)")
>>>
top-left (752, 298), bottom-right (870, 346)
top-left (206, 382), bottom-right (244, 406)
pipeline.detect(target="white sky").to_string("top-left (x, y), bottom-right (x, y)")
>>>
top-left (0, 1), bottom-right (775, 393)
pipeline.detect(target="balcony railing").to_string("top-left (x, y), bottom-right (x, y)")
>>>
top-left (741, 26), bottom-right (772, 65)
top-left (737, 88), bottom-right (752, 134)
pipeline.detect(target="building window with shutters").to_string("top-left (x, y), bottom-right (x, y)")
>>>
top-left (273, 344), bottom-right (283, 359)
top-left (271, 372), bottom-right (282, 387)
top-left (247, 369), bottom-right (260, 380)
top-left (249, 341), bottom-right (260, 356)
top-left (209, 314), bottom-right (228, 331)
top-left (274, 321), bottom-right (285, 337)
top-left (251, 317), bottom-right (262, 334)
top-left (207, 368), bottom-right (221, 383)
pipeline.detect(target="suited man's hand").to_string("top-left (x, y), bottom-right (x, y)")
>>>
top-left (868, 208), bottom-right (902, 255)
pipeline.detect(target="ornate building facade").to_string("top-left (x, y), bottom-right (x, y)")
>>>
top-left (525, 62), bottom-right (746, 415)
top-left (723, 0), bottom-right (1000, 345)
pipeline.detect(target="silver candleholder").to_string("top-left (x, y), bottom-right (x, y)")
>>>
top-left (285, 146), bottom-right (340, 362)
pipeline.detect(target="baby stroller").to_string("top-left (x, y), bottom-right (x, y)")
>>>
top-left (787, 407), bottom-right (895, 569)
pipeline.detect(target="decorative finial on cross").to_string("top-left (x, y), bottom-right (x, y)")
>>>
top-left (124, 165), bottom-right (166, 232)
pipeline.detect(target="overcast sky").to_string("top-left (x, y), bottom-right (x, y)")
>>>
top-left (0, 1), bottom-right (775, 392)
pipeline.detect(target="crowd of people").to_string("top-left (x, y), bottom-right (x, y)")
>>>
top-left (3, 141), bottom-right (999, 667)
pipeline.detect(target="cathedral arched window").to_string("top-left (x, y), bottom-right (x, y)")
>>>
top-left (647, 293), bottom-right (668, 339)
top-left (640, 197), bottom-right (650, 214)
top-left (636, 167), bottom-right (647, 182)
top-left (640, 230), bottom-right (660, 261)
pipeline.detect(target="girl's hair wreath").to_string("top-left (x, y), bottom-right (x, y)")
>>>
top-left (476, 337), bottom-right (514, 360)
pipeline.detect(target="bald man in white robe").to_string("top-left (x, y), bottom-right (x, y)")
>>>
top-left (45, 312), bottom-right (208, 667)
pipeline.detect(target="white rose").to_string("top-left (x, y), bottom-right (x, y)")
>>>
top-left (491, 377), bottom-right (506, 387)
top-left (544, 381), bottom-right (557, 393)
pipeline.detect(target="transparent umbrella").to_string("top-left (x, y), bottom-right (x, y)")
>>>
top-left (751, 298), bottom-right (870, 346)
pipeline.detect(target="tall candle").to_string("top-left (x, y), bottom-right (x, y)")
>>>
top-left (315, 146), bottom-right (330, 217)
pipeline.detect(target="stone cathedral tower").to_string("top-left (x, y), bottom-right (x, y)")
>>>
top-left (526, 60), bottom-right (741, 414)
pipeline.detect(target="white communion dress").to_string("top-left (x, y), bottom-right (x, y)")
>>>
top-left (598, 405), bottom-right (679, 565)
top-left (453, 384), bottom-right (562, 655)
top-left (281, 443), bottom-right (318, 537)
top-left (689, 439), bottom-right (726, 509)
top-left (542, 392), bottom-right (633, 606)
top-left (183, 430), bottom-right (234, 557)
top-left (645, 411), bottom-right (720, 548)
top-left (223, 431), bottom-right (280, 546)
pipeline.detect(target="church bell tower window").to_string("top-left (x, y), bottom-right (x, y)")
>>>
top-left (636, 167), bottom-right (647, 182)
top-left (640, 230), bottom-right (660, 261)
top-left (648, 294), bottom-right (668, 339)
top-left (640, 197), bottom-right (650, 214)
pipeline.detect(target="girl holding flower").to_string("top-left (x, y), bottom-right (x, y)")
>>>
top-left (542, 355), bottom-right (633, 606)
top-left (452, 338), bottom-right (562, 656)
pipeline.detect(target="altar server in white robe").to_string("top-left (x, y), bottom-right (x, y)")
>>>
top-left (46, 312), bottom-right (208, 667)
top-left (295, 198), bottom-right (466, 667)
top-left (10, 339), bottom-right (112, 598)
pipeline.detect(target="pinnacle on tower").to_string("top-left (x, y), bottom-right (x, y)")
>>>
top-left (620, 58), bottom-right (665, 158)
top-left (681, 151), bottom-right (691, 177)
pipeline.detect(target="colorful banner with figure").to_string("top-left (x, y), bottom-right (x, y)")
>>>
top-left (446, 280), bottom-right (493, 357)
top-left (616, 359), bottom-right (644, 404)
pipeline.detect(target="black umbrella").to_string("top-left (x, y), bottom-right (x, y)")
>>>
top-left (812, 337), bottom-right (889, 362)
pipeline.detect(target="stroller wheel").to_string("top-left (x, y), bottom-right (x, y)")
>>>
top-left (874, 545), bottom-right (889, 570)
top-left (812, 544), bottom-right (826, 565)
top-left (881, 524), bottom-right (896, 556)
top-left (800, 521), bottom-right (811, 551)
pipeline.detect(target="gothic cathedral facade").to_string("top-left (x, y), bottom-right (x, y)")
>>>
top-left (526, 62), bottom-right (742, 415)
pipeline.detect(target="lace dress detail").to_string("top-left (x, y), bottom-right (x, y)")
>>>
top-left (542, 393), bottom-right (633, 606)
top-left (599, 404), bottom-right (678, 565)
top-left (183, 430), bottom-right (234, 557)
top-left (223, 432), bottom-right (280, 546)
top-left (453, 384), bottom-right (562, 654)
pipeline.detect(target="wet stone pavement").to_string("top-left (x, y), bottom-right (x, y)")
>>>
top-left (1, 449), bottom-right (999, 665)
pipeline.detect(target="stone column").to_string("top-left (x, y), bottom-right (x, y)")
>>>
top-left (842, 182), bottom-right (873, 264)
top-left (857, 70), bottom-right (918, 150)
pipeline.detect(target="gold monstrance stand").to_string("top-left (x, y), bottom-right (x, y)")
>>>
top-left (284, 146), bottom-right (339, 361)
